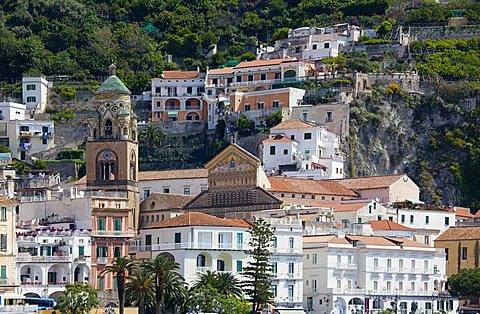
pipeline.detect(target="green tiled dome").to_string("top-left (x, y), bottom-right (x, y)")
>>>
top-left (97, 75), bottom-right (131, 94)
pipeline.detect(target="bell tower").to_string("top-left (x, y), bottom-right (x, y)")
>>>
top-left (86, 64), bottom-right (139, 296)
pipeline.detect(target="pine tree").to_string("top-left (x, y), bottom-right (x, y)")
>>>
top-left (242, 218), bottom-right (274, 314)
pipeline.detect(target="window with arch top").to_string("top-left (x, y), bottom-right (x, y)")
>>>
top-left (105, 119), bottom-right (113, 138)
top-left (96, 150), bottom-right (118, 181)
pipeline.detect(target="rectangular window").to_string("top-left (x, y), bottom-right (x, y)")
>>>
top-left (425, 216), bottom-right (430, 224)
top-left (272, 100), bottom-right (279, 108)
top-left (313, 253), bottom-right (318, 264)
top-left (261, 73), bottom-right (267, 80)
top-left (411, 282), bottom-right (415, 291)
top-left (163, 188), bottom-right (170, 193)
top-left (399, 259), bottom-right (403, 270)
top-left (387, 281), bottom-right (392, 291)
top-left (257, 102), bottom-right (264, 109)
top-left (26, 84), bottom-right (36, 91)
top-left (289, 237), bottom-right (294, 249)
top-left (236, 260), bottom-right (243, 272)
top-left (411, 260), bottom-right (416, 269)
top-left (248, 74), bottom-right (254, 82)
top-left (399, 282), bottom-right (403, 291)
top-left (326, 111), bottom-right (333, 121)
top-left (424, 282), bottom-right (428, 292)
top-left (114, 246), bottom-right (121, 257)
top-left (462, 247), bottom-right (467, 260)
top-left (114, 219), bottom-right (121, 231)
top-left (337, 255), bottom-right (342, 265)
top-left (269, 146), bottom-right (276, 155)
top-left (174, 233), bottom-right (181, 244)
top-left (275, 72), bottom-right (281, 79)
top-left (183, 187), bottom-right (191, 195)
top-left (387, 259), bottom-right (392, 270)
top-left (288, 285), bottom-right (294, 298)
top-left (96, 246), bottom-right (108, 257)
top-left (143, 190), bottom-right (150, 199)
top-left (187, 86), bottom-right (193, 94)
top-left (304, 132), bottom-right (312, 140)
top-left (410, 215), bottom-right (414, 224)
top-left (374, 258), bottom-right (378, 269)
top-left (425, 236), bottom-right (430, 245)
top-left (313, 279), bottom-right (317, 292)
top-left (26, 96), bottom-right (36, 103)
top-left (283, 149), bottom-right (288, 155)
top-left (324, 42), bottom-right (330, 49)
top-left (113, 277), bottom-right (118, 290)
top-left (424, 260), bottom-right (429, 270)
top-left (445, 248), bottom-right (449, 261)
top-left (307, 297), bottom-right (313, 310)
top-left (288, 262), bottom-right (294, 275)
top-left (98, 276), bottom-right (105, 290)
top-left (236, 76), bottom-right (242, 83)
top-left (244, 104), bottom-right (251, 111)
top-left (312, 44), bottom-right (317, 50)
top-left (98, 218), bottom-right (105, 231)
top-left (272, 285), bottom-right (277, 297)
top-left (337, 280), bottom-right (341, 289)
top-left (401, 215), bottom-right (405, 223)
top-left (0, 207), bottom-right (6, 221)
top-left (0, 265), bottom-right (6, 279)
top-left (373, 281), bottom-right (378, 290)
top-left (272, 262), bottom-right (277, 274)
top-left (445, 217), bottom-right (450, 225)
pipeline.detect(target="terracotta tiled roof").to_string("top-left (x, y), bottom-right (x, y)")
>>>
top-left (346, 235), bottom-right (399, 246)
top-left (330, 202), bottom-right (370, 212)
top-left (279, 197), bottom-right (331, 207)
top-left (268, 177), bottom-right (358, 197)
top-left (209, 67), bottom-right (234, 75)
top-left (453, 207), bottom-right (474, 218)
top-left (161, 71), bottom-right (200, 79)
top-left (141, 193), bottom-right (194, 211)
top-left (77, 169), bottom-right (208, 185)
top-left (0, 195), bottom-right (19, 205)
top-left (334, 174), bottom-right (406, 190)
top-left (139, 169), bottom-right (208, 181)
top-left (303, 235), bottom-right (350, 244)
top-left (270, 120), bottom-right (317, 130)
top-left (234, 58), bottom-right (298, 69)
top-left (435, 226), bottom-right (480, 241)
top-left (368, 220), bottom-right (413, 231)
top-left (262, 136), bottom-right (295, 143)
top-left (144, 212), bottom-right (251, 229)
top-left (474, 211), bottom-right (480, 218)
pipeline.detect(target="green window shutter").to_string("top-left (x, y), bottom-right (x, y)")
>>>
top-left (114, 219), bottom-right (121, 231)
top-left (236, 261), bottom-right (243, 272)
top-left (98, 277), bottom-right (104, 290)
top-left (98, 218), bottom-right (105, 230)
top-left (1, 265), bottom-right (6, 279)
top-left (113, 277), bottom-right (118, 290)
top-left (79, 246), bottom-right (84, 256)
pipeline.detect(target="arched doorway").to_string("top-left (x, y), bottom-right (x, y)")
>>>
top-left (74, 265), bottom-right (90, 283)
top-left (20, 265), bottom-right (43, 284)
top-left (49, 291), bottom-right (65, 303)
top-left (196, 253), bottom-right (212, 272)
top-left (348, 297), bottom-right (364, 314)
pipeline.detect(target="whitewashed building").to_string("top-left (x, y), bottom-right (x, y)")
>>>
top-left (16, 228), bottom-right (91, 300)
top-left (303, 234), bottom-right (457, 314)
top-left (263, 120), bottom-right (344, 179)
top-left (396, 207), bottom-right (456, 247)
top-left (22, 77), bottom-right (50, 114)
top-left (0, 120), bottom-right (54, 160)
top-left (0, 102), bottom-right (26, 121)
top-left (132, 213), bottom-right (304, 311)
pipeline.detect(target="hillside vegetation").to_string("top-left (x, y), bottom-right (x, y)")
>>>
top-left (1, 0), bottom-right (480, 93)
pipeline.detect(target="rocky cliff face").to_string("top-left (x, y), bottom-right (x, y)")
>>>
top-left (347, 86), bottom-right (478, 207)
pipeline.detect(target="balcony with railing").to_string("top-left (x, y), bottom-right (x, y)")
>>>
top-left (333, 263), bottom-right (358, 270)
top-left (130, 241), bottom-right (246, 252)
top-left (274, 296), bottom-right (303, 304)
top-left (91, 230), bottom-right (136, 237)
top-left (328, 288), bottom-right (366, 295)
top-left (366, 289), bottom-right (439, 296)
top-left (270, 247), bottom-right (302, 254)
top-left (367, 267), bottom-right (434, 275)
top-left (274, 273), bottom-right (302, 280)
top-left (16, 253), bottom-right (71, 263)
top-left (97, 257), bottom-right (108, 265)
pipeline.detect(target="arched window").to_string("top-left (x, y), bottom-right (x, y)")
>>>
top-left (197, 254), bottom-right (206, 267)
top-left (130, 151), bottom-right (136, 181)
top-left (283, 70), bottom-right (297, 81)
top-left (161, 214), bottom-right (165, 221)
top-left (93, 128), bottom-right (97, 139)
top-left (132, 130), bottom-right (136, 141)
top-left (105, 119), bottom-right (113, 138)
top-left (96, 150), bottom-right (117, 181)
top-left (123, 127), bottom-right (128, 136)
top-left (229, 159), bottom-right (235, 169)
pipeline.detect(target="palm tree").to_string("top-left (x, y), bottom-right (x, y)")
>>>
top-left (162, 271), bottom-right (188, 314)
top-left (143, 255), bottom-right (180, 314)
top-left (216, 272), bottom-right (242, 297)
top-left (191, 270), bottom-right (217, 291)
top-left (139, 125), bottom-right (166, 150)
top-left (125, 271), bottom-right (155, 314)
top-left (99, 256), bottom-right (136, 314)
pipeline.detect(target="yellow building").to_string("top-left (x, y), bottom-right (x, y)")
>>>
top-left (434, 225), bottom-right (480, 277)
top-left (0, 195), bottom-right (20, 291)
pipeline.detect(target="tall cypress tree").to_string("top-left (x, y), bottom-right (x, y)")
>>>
top-left (242, 218), bottom-right (274, 314)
